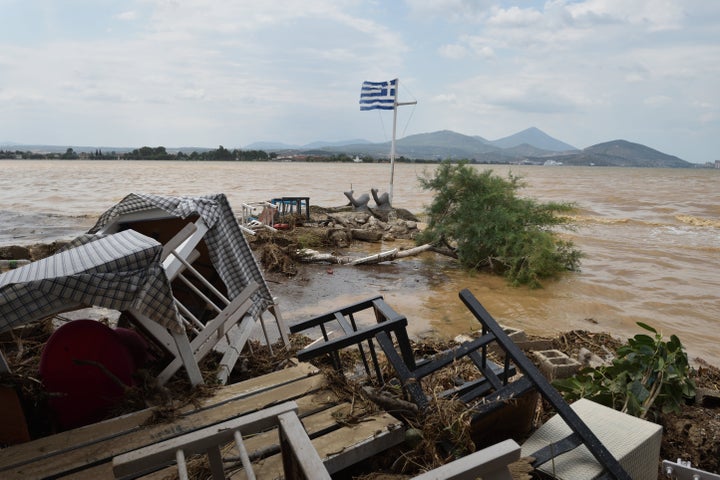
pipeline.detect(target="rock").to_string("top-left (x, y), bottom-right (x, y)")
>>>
top-left (329, 229), bottom-right (351, 247)
top-left (351, 229), bottom-right (382, 242)
top-left (0, 245), bottom-right (30, 260)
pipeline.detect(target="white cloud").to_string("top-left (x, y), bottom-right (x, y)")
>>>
top-left (438, 44), bottom-right (468, 59)
top-left (115, 10), bottom-right (137, 21)
top-left (565, 0), bottom-right (685, 31)
top-left (486, 6), bottom-right (543, 27)
top-left (643, 95), bottom-right (672, 106)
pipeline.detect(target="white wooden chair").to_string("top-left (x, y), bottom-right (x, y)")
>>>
top-left (93, 197), bottom-right (289, 386)
top-left (112, 401), bottom-right (330, 480)
top-left (130, 219), bottom-right (263, 385)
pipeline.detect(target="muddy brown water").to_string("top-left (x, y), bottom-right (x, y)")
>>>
top-left (1, 160), bottom-right (718, 364)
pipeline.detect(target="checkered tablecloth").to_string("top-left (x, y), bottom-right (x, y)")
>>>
top-left (0, 229), bottom-right (182, 334)
top-left (88, 193), bottom-right (274, 320)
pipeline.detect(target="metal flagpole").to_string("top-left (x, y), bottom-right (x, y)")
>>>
top-left (389, 79), bottom-right (416, 205)
top-left (389, 80), bottom-right (399, 204)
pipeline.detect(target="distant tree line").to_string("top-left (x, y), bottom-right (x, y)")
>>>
top-left (0, 146), bottom-right (442, 163)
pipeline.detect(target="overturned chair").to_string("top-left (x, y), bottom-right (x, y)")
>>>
top-left (291, 289), bottom-right (633, 480)
top-left (92, 192), bottom-right (289, 385)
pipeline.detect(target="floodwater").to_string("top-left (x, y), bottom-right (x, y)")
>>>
top-left (1, 160), bottom-right (719, 364)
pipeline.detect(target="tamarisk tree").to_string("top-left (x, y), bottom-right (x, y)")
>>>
top-left (417, 161), bottom-right (582, 288)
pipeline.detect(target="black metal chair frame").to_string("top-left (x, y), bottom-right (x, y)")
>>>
top-left (290, 296), bottom-right (415, 383)
top-left (291, 291), bottom-right (631, 480)
top-left (290, 296), bottom-right (516, 410)
top-left (458, 288), bottom-right (631, 480)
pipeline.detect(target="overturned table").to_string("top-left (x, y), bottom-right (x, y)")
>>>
top-left (0, 229), bottom-right (203, 384)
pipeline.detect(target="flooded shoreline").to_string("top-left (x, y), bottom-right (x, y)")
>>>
top-left (1, 160), bottom-right (718, 364)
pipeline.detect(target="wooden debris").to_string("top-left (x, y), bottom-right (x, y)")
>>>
top-left (297, 244), bottom-right (433, 266)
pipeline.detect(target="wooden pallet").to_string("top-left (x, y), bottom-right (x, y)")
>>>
top-left (0, 362), bottom-right (404, 479)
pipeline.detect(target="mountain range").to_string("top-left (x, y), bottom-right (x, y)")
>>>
top-left (247, 127), bottom-right (692, 168)
top-left (2, 127), bottom-right (693, 167)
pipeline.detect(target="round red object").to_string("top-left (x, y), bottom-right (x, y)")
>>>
top-left (39, 320), bottom-right (136, 430)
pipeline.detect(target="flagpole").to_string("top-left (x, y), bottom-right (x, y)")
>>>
top-left (388, 79), bottom-right (416, 205)
top-left (389, 80), bottom-right (400, 204)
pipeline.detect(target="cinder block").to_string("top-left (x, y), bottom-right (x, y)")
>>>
top-left (696, 387), bottom-right (720, 408)
top-left (534, 349), bottom-right (581, 381)
top-left (499, 324), bottom-right (528, 343)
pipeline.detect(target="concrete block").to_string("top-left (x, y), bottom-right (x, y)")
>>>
top-left (499, 324), bottom-right (528, 343)
top-left (695, 387), bottom-right (720, 408)
top-left (534, 349), bottom-right (581, 381)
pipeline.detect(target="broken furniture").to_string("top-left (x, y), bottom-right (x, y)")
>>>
top-left (290, 295), bottom-right (416, 385)
top-left (290, 295), bottom-right (516, 411)
top-left (0, 362), bottom-right (404, 479)
top-left (112, 401), bottom-right (330, 480)
top-left (291, 290), bottom-right (632, 480)
top-left (662, 459), bottom-right (720, 480)
top-left (240, 201), bottom-right (278, 234)
top-left (91, 193), bottom-right (289, 384)
top-left (270, 196), bottom-right (310, 221)
top-left (0, 228), bottom-right (206, 384)
top-left (458, 288), bottom-right (632, 480)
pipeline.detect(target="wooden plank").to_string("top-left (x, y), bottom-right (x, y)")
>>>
top-left (0, 362), bottom-right (318, 472)
top-left (319, 413), bottom-right (405, 474)
top-left (278, 411), bottom-right (332, 480)
top-left (411, 439), bottom-right (520, 480)
top-left (235, 412), bottom-right (405, 479)
top-left (1, 371), bottom-right (327, 479)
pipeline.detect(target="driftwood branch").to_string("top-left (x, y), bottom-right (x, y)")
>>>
top-left (297, 243), bottom-right (433, 266)
top-left (363, 386), bottom-right (419, 417)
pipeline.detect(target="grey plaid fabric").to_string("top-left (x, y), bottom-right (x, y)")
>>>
top-left (0, 229), bottom-right (182, 334)
top-left (88, 193), bottom-right (274, 320)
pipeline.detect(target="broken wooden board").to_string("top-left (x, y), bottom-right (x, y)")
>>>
top-left (0, 361), bottom-right (405, 480)
top-left (0, 362), bottom-right (321, 479)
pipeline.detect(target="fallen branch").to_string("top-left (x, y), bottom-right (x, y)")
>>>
top-left (350, 248), bottom-right (398, 265)
top-left (296, 249), bottom-right (352, 264)
top-left (297, 244), bottom-right (434, 266)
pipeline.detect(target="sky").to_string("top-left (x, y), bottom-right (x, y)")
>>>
top-left (1, 1), bottom-right (718, 163)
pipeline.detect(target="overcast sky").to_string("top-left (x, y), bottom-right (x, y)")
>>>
top-left (1, 1), bottom-right (718, 163)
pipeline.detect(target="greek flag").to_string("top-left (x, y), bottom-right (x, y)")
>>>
top-left (359, 79), bottom-right (397, 111)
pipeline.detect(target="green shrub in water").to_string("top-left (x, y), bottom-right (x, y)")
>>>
top-left (417, 161), bottom-right (581, 288)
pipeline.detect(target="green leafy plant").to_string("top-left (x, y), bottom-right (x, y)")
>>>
top-left (554, 323), bottom-right (696, 419)
top-left (417, 161), bottom-right (581, 287)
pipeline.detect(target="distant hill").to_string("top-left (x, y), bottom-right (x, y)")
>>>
top-left (245, 138), bottom-right (371, 150)
top-left (319, 131), bottom-right (690, 167)
top-left (533, 140), bottom-right (692, 168)
top-left (323, 129), bottom-right (565, 160)
top-left (490, 127), bottom-right (577, 151)
top-left (301, 139), bottom-right (371, 149)
top-left (244, 141), bottom-right (300, 150)
top-left (3, 129), bottom-right (693, 167)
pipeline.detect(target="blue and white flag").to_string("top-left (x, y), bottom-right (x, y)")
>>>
top-left (359, 79), bottom-right (397, 111)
